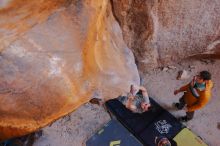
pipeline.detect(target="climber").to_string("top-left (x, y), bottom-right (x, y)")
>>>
top-left (173, 70), bottom-right (213, 122)
top-left (118, 84), bottom-right (151, 113)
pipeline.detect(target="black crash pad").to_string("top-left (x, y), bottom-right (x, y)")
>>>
top-left (105, 97), bottom-right (184, 146)
top-left (139, 111), bottom-right (184, 146)
top-left (105, 98), bottom-right (165, 135)
top-left (86, 119), bottom-right (143, 146)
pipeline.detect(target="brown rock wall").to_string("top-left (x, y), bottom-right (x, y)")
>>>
top-left (0, 0), bottom-right (139, 140)
top-left (1, 0), bottom-right (220, 141)
top-left (111, 0), bottom-right (220, 72)
top-left (0, 0), bottom-right (68, 52)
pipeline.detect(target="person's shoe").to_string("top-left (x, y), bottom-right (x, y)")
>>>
top-left (178, 116), bottom-right (188, 122)
top-left (173, 102), bottom-right (180, 109)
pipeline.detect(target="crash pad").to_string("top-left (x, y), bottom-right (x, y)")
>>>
top-left (86, 119), bottom-right (143, 146)
top-left (105, 97), bottom-right (165, 135)
top-left (139, 111), bottom-right (184, 146)
top-left (173, 128), bottom-right (208, 146)
top-left (105, 97), bottom-right (184, 145)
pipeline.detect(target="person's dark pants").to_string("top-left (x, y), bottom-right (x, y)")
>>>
top-left (176, 97), bottom-right (194, 121)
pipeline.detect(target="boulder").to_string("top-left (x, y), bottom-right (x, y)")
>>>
top-left (0, 0), bottom-right (139, 140)
top-left (111, 0), bottom-right (220, 72)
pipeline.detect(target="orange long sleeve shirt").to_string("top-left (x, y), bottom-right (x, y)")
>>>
top-left (178, 80), bottom-right (213, 112)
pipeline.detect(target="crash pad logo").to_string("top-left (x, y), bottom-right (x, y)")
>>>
top-left (110, 140), bottom-right (121, 146)
top-left (155, 120), bottom-right (172, 134)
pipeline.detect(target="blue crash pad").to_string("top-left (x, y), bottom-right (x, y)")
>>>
top-left (86, 119), bottom-right (143, 146)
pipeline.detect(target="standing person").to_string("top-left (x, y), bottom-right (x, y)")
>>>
top-left (118, 84), bottom-right (151, 113)
top-left (174, 71), bottom-right (213, 122)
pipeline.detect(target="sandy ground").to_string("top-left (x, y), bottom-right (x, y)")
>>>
top-left (33, 59), bottom-right (220, 146)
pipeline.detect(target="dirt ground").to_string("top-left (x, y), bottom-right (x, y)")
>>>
top-left (33, 59), bottom-right (220, 146)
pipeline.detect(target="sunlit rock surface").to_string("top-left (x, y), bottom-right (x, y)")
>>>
top-left (111, 0), bottom-right (220, 72)
top-left (0, 0), bottom-right (68, 52)
top-left (0, 0), bottom-right (139, 140)
top-left (1, 0), bottom-right (220, 141)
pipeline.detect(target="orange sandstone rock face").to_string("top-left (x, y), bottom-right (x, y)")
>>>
top-left (111, 0), bottom-right (220, 72)
top-left (0, 0), bottom-right (68, 52)
top-left (0, 0), bottom-right (139, 140)
top-left (2, 0), bottom-right (220, 141)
